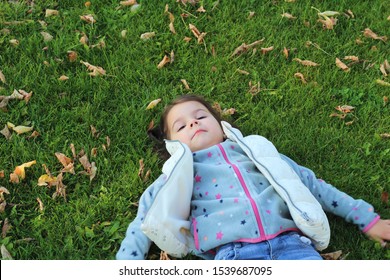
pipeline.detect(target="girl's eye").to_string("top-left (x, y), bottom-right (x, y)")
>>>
top-left (177, 125), bottom-right (185, 132)
top-left (197, 116), bottom-right (206, 120)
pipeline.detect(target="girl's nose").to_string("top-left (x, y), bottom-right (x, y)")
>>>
top-left (190, 120), bottom-right (199, 127)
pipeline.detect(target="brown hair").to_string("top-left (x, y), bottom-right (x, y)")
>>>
top-left (148, 94), bottom-right (223, 159)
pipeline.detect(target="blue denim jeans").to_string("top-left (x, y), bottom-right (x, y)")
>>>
top-left (214, 232), bottom-right (323, 260)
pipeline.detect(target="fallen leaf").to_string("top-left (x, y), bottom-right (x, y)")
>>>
top-left (9, 39), bottom-right (19, 46)
top-left (344, 56), bottom-right (359, 62)
top-left (379, 133), bottom-right (390, 139)
top-left (40, 31), bottom-right (53, 42)
top-left (140, 32), bottom-right (155, 40)
top-left (384, 96), bottom-right (389, 106)
top-left (58, 75), bottom-right (69, 81)
top-left (281, 13), bottom-right (296, 19)
top-left (231, 39), bottom-right (265, 57)
top-left (120, 0), bottom-right (137, 6)
top-left (55, 152), bottom-right (75, 174)
top-left (283, 47), bottom-right (289, 59)
top-left (157, 55), bottom-right (170, 69)
top-left (10, 160), bottom-right (36, 183)
top-left (376, 79), bottom-right (390, 86)
top-left (294, 72), bottom-right (307, 84)
top-left (37, 174), bottom-right (58, 187)
top-left (52, 173), bottom-right (67, 201)
top-left (363, 28), bottom-right (387, 42)
top-left (248, 11), bottom-right (255, 19)
top-left (45, 9), bottom-right (59, 17)
top-left (36, 197), bottom-right (44, 211)
top-left (80, 14), bottom-right (96, 24)
top-left (0, 171), bottom-right (4, 178)
top-left (381, 191), bottom-right (389, 204)
top-left (80, 61), bottom-right (106, 76)
top-left (335, 105), bottom-right (355, 113)
top-left (121, 30), bottom-right (127, 38)
top-left (237, 69), bottom-right (249, 75)
top-left (169, 22), bottom-right (176, 34)
top-left (79, 33), bottom-right (89, 46)
top-left (293, 58), bottom-right (320, 67)
top-left (138, 159), bottom-right (145, 178)
top-left (321, 250), bottom-right (343, 260)
top-left (0, 70), bottom-right (6, 84)
top-left (261, 46), bottom-right (274, 55)
top-left (335, 58), bottom-right (350, 72)
top-left (146, 99), bottom-right (161, 110)
top-left (0, 125), bottom-right (11, 139)
top-left (379, 60), bottom-right (389, 76)
top-left (1, 244), bottom-right (12, 260)
top-left (180, 79), bottom-right (191, 90)
top-left (197, 6), bottom-right (206, 13)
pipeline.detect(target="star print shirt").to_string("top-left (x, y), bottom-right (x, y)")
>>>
top-left (190, 141), bottom-right (379, 256)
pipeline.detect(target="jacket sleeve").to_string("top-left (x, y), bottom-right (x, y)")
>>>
top-left (116, 174), bottom-right (167, 260)
top-left (280, 154), bottom-right (380, 233)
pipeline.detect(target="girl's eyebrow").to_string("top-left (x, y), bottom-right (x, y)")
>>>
top-left (171, 108), bottom-right (208, 131)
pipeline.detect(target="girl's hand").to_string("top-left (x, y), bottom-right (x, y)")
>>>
top-left (365, 219), bottom-right (390, 247)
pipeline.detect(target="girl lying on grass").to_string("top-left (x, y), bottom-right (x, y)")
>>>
top-left (117, 94), bottom-right (390, 260)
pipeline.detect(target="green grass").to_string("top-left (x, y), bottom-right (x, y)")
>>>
top-left (0, 0), bottom-right (389, 260)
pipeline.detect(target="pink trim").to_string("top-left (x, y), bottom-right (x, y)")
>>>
top-left (192, 218), bottom-right (200, 250)
top-left (217, 144), bottom-right (265, 238)
top-left (362, 215), bottom-right (380, 233)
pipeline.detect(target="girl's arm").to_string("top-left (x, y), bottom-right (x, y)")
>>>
top-left (280, 154), bottom-right (380, 234)
top-left (116, 174), bottom-right (167, 260)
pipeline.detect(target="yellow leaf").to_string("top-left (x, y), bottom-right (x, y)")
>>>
top-left (40, 31), bottom-right (53, 42)
top-left (45, 9), bottom-right (59, 17)
top-left (363, 28), bottom-right (387, 42)
top-left (146, 99), bottom-right (161, 110)
top-left (58, 75), bottom-right (69, 81)
top-left (376, 79), bottom-right (390, 86)
top-left (12, 125), bottom-right (34, 135)
top-left (10, 160), bottom-right (36, 181)
top-left (294, 72), bottom-right (307, 84)
top-left (80, 14), bottom-right (96, 24)
top-left (120, 0), bottom-right (137, 6)
top-left (37, 174), bottom-right (57, 186)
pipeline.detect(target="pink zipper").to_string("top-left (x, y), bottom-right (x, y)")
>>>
top-left (217, 144), bottom-right (265, 238)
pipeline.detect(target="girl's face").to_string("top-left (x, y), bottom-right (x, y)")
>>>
top-left (166, 101), bottom-right (224, 152)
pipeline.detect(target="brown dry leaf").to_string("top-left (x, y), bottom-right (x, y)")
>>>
top-left (11, 125), bottom-right (33, 135)
top-left (335, 58), bottom-right (350, 72)
top-left (58, 75), bottom-right (69, 81)
top-left (10, 160), bottom-right (36, 183)
top-left (0, 70), bottom-right (6, 84)
top-left (36, 197), bottom-right (44, 211)
top-left (283, 47), bottom-right (289, 59)
top-left (281, 13), bottom-right (296, 19)
top-left (0, 125), bottom-right (11, 140)
top-left (321, 250), bottom-right (343, 260)
top-left (9, 39), bottom-right (19, 47)
top-left (146, 99), bottom-right (161, 110)
top-left (248, 11), bottom-right (255, 19)
top-left (0, 170), bottom-right (4, 178)
top-left (160, 251), bottom-right (171, 260)
top-left (197, 6), bottom-right (206, 13)
top-left (1, 218), bottom-right (10, 238)
top-left (380, 60), bottom-right (389, 76)
top-left (52, 173), bottom-right (67, 201)
top-left (80, 14), bottom-right (96, 24)
top-left (1, 244), bottom-right (12, 260)
top-left (231, 39), bottom-right (265, 57)
top-left (79, 33), bottom-right (89, 46)
top-left (335, 105), bottom-right (355, 113)
top-left (55, 152), bottom-right (75, 174)
top-left (180, 79), bottom-right (191, 90)
top-left (138, 159), bottom-right (145, 178)
top-left (381, 191), bottom-right (389, 204)
top-left (344, 56), bottom-right (359, 62)
top-left (189, 24), bottom-right (207, 44)
top-left (248, 81), bottom-right (261, 95)
top-left (318, 16), bottom-right (337, 30)
top-left (80, 61), bottom-right (106, 76)
top-left (237, 69), bottom-right (249, 75)
top-left (45, 9), bottom-right (59, 17)
top-left (363, 28), bottom-right (387, 42)
top-left (27, 130), bottom-right (40, 139)
top-left (79, 154), bottom-right (96, 181)
top-left (120, 0), bottom-right (137, 6)
top-left (294, 72), bottom-right (307, 84)
top-left (91, 147), bottom-right (98, 158)
top-left (169, 22), bottom-right (176, 34)
top-left (40, 31), bottom-right (53, 42)
top-left (384, 96), bottom-right (389, 106)
top-left (140, 32), bottom-right (155, 40)
top-left (91, 39), bottom-right (106, 49)
top-left (157, 55), bottom-right (170, 69)
top-left (261, 46), bottom-right (274, 55)
top-left (380, 133), bottom-right (390, 139)
top-left (221, 108), bottom-right (236, 117)
top-left (293, 58), bottom-right (320, 67)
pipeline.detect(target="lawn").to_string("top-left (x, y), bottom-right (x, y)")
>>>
top-left (0, 0), bottom-right (389, 260)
